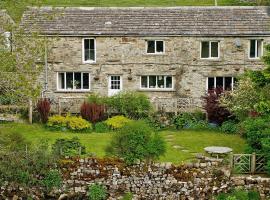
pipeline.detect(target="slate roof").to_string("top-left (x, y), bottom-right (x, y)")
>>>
top-left (20, 6), bottom-right (270, 36)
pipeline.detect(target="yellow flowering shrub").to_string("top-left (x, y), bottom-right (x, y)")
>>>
top-left (66, 116), bottom-right (92, 131)
top-left (47, 115), bottom-right (67, 129)
top-left (105, 115), bottom-right (132, 129)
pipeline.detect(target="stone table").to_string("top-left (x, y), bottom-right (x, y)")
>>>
top-left (204, 146), bottom-right (232, 158)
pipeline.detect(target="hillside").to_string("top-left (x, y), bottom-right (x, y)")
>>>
top-left (0, 0), bottom-right (259, 22)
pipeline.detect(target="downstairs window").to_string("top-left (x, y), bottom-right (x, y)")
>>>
top-left (57, 72), bottom-right (90, 91)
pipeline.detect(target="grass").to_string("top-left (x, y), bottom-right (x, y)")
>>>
top-left (0, 122), bottom-right (247, 164)
top-left (0, 0), bottom-right (255, 22)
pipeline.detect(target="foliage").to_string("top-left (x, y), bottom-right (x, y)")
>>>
top-left (106, 121), bottom-right (166, 165)
top-left (107, 91), bottom-right (152, 119)
top-left (203, 88), bottom-right (231, 125)
top-left (47, 115), bottom-right (92, 132)
top-left (42, 170), bottom-right (62, 191)
top-left (172, 111), bottom-right (205, 130)
top-left (216, 189), bottom-right (260, 200)
top-left (266, 160), bottom-right (270, 175)
top-left (121, 192), bottom-right (133, 200)
top-left (88, 184), bottom-right (107, 200)
top-left (220, 120), bottom-right (238, 134)
top-left (94, 122), bottom-right (110, 133)
top-left (0, 130), bottom-right (59, 189)
top-left (52, 137), bottom-right (86, 157)
top-left (145, 112), bottom-right (172, 130)
top-left (36, 98), bottom-right (51, 123)
top-left (87, 93), bottom-right (107, 105)
top-left (80, 102), bottom-right (106, 123)
top-left (105, 115), bottom-right (132, 130)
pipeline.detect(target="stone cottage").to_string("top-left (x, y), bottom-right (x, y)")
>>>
top-left (20, 6), bottom-right (270, 112)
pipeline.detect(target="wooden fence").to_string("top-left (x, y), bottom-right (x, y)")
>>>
top-left (231, 153), bottom-right (266, 174)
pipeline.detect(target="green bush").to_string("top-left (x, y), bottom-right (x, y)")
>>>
top-left (266, 160), bottom-right (270, 175)
top-left (216, 189), bottom-right (260, 200)
top-left (42, 170), bottom-right (62, 191)
top-left (52, 137), bottom-right (86, 157)
top-left (94, 122), bottom-right (110, 133)
top-left (47, 115), bottom-right (92, 132)
top-left (88, 184), bottom-right (107, 200)
top-left (88, 93), bottom-right (107, 105)
top-left (121, 192), bottom-right (133, 200)
top-left (105, 115), bottom-right (132, 130)
top-left (221, 120), bottom-right (238, 134)
top-left (106, 121), bottom-right (166, 165)
top-left (145, 112), bottom-right (173, 130)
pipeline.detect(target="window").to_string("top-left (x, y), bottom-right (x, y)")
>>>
top-left (57, 72), bottom-right (90, 91)
top-left (250, 40), bottom-right (263, 59)
top-left (207, 77), bottom-right (235, 91)
top-left (83, 38), bottom-right (96, 63)
top-left (110, 76), bottom-right (121, 90)
top-left (201, 41), bottom-right (219, 59)
top-left (140, 75), bottom-right (173, 89)
top-left (147, 40), bottom-right (164, 54)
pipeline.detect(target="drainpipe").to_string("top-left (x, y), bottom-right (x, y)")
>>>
top-left (41, 40), bottom-right (48, 98)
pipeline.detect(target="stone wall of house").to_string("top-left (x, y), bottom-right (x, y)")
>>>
top-left (1, 156), bottom-right (269, 199)
top-left (42, 36), bottom-right (269, 112)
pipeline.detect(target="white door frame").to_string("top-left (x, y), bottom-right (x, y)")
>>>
top-left (108, 75), bottom-right (122, 96)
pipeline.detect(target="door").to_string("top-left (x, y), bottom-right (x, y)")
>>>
top-left (108, 75), bottom-right (122, 96)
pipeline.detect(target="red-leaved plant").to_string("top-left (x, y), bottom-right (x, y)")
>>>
top-left (80, 102), bottom-right (106, 123)
top-left (202, 87), bottom-right (231, 125)
top-left (36, 98), bottom-right (51, 123)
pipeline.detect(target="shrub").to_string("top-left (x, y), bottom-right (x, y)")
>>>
top-left (121, 192), bottom-right (133, 200)
top-left (216, 189), bottom-right (260, 200)
top-left (203, 87), bottom-right (231, 125)
top-left (36, 98), bottom-right (51, 123)
top-left (52, 137), bottom-right (86, 157)
top-left (47, 115), bottom-right (67, 130)
top-left (172, 112), bottom-right (195, 130)
top-left (105, 115), bottom-right (132, 129)
top-left (145, 112), bottom-right (172, 130)
top-left (107, 91), bottom-right (152, 119)
top-left (88, 93), bottom-right (107, 105)
top-left (42, 170), bottom-right (62, 191)
top-left (266, 160), bottom-right (270, 175)
top-left (80, 102), bottom-right (106, 123)
top-left (66, 115), bottom-right (92, 131)
top-left (106, 121), bottom-right (166, 165)
top-left (88, 184), bottom-right (107, 200)
top-left (47, 115), bottom-right (92, 132)
top-left (221, 120), bottom-right (238, 134)
top-left (94, 122), bottom-right (110, 133)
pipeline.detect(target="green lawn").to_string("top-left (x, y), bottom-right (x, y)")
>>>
top-left (0, 0), bottom-right (255, 22)
top-left (0, 123), bottom-right (247, 164)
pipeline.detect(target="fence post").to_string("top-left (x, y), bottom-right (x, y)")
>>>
top-left (251, 152), bottom-right (256, 174)
top-left (28, 99), bottom-right (33, 124)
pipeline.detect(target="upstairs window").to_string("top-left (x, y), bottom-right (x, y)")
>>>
top-left (207, 77), bottom-right (236, 91)
top-left (57, 72), bottom-right (90, 91)
top-left (147, 40), bottom-right (164, 54)
top-left (250, 40), bottom-right (263, 59)
top-left (141, 75), bottom-right (173, 90)
top-left (83, 38), bottom-right (96, 63)
top-left (201, 41), bottom-right (219, 59)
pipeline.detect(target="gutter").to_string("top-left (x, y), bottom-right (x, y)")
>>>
top-left (41, 39), bottom-right (48, 98)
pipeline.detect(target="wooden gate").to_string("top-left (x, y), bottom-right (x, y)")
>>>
top-left (232, 153), bottom-right (266, 174)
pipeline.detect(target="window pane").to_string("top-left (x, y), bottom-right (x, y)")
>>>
top-left (149, 76), bottom-right (156, 88)
top-left (141, 76), bottom-right (148, 88)
top-left (250, 40), bottom-right (256, 58)
top-left (90, 49), bottom-right (95, 61)
top-left (156, 41), bottom-right (164, 53)
top-left (74, 73), bottom-right (82, 89)
top-left (208, 77), bottom-right (215, 90)
top-left (166, 76), bottom-right (172, 88)
top-left (201, 42), bottom-right (209, 58)
top-left (66, 72), bottom-right (73, 90)
top-left (83, 73), bottom-right (89, 89)
top-left (147, 41), bottom-right (155, 53)
top-left (225, 77), bottom-right (232, 90)
top-left (84, 39), bottom-right (95, 61)
top-left (90, 39), bottom-right (95, 50)
top-left (211, 42), bottom-right (219, 58)
top-left (257, 40), bottom-right (262, 57)
top-left (157, 76), bottom-right (165, 88)
top-left (216, 77), bottom-right (224, 89)
top-left (58, 73), bottom-right (65, 89)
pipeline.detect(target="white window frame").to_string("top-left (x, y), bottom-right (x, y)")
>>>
top-left (206, 77), bottom-right (235, 91)
top-left (200, 41), bottom-right (220, 59)
top-left (146, 40), bottom-right (165, 54)
top-left (82, 38), bottom-right (96, 64)
top-left (249, 39), bottom-right (263, 59)
top-left (109, 75), bottom-right (122, 90)
top-left (56, 72), bottom-right (91, 92)
top-left (140, 75), bottom-right (174, 91)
